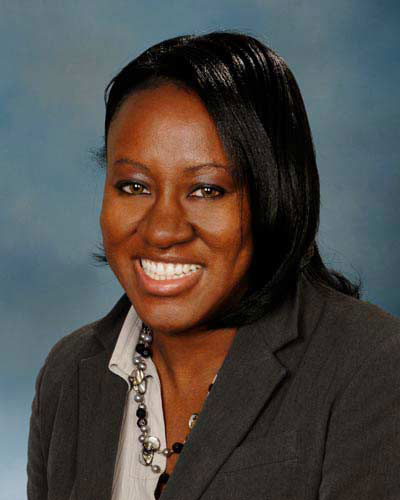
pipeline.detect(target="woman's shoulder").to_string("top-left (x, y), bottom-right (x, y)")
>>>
top-left (304, 278), bottom-right (400, 376)
top-left (295, 278), bottom-right (400, 411)
top-left (37, 293), bottom-right (130, 390)
top-left (44, 318), bottom-right (103, 370)
top-left (314, 281), bottom-right (400, 340)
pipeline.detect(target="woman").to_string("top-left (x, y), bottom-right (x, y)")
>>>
top-left (27, 31), bottom-right (400, 500)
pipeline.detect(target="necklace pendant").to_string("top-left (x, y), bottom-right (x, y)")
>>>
top-left (134, 378), bottom-right (148, 395)
top-left (139, 448), bottom-right (154, 466)
top-left (132, 368), bottom-right (145, 385)
top-left (144, 435), bottom-right (161, 451)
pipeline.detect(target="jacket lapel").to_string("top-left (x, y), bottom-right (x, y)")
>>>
top-left (161, 278), bottom-right (303, 500)
top-left (74, 294), bottom-right (132, 499)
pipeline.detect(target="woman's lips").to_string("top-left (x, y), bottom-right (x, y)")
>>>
top-left (133, 259), bottom-right (204, 296)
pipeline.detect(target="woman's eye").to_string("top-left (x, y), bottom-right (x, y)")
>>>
top-left (118, 182), bottom-right (150, 195)
top-left (190, 185), bottom-right (225, 199)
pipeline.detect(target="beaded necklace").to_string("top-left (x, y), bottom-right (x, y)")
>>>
top-left (129, 321), bottom-right (217, 495)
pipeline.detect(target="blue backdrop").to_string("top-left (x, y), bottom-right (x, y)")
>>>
top-left (1, 1), bottom-right (399, 497)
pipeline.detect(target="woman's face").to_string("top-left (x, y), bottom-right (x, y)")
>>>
top-left (100, 83), bottom-right (253, 335)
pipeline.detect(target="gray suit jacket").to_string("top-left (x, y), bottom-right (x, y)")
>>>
top-left (27, 275), bottom-right (400, 499)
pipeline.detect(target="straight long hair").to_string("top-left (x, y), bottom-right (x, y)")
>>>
top-left (94, 30), bottom-right (362, 330)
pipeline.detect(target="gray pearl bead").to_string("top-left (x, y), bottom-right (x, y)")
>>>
top-left (133, 356), bottom-right (142, 365)
top-left (151, 465), bottom-right (161, 473)
top-left (143, 334), bottom-right (152, 343)
top-left (134, 394), bottom-right (144, 403)
top-left (144, 436), bottom-right (160, 451)
top-left (138, 362), bottom-right (147, 370)
top-left (138, 403), bottom-right (146, 410)
top-left (138, 434), bottom-right (146, 443)
top-left (140, 425), bottom-right (149, 433)
top-left (162, 448), bottom-right (171, 457)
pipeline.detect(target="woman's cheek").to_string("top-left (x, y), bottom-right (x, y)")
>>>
top-left (101, 199), bottom-right (127, 240)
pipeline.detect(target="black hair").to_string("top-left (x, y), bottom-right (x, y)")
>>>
top-left (93, 30), bottom-right (362, 330)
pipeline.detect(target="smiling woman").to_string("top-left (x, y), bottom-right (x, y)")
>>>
top-left (100, 83), bottom-right (253, 336)
top-left (27, 31), bottom-right (400, 500)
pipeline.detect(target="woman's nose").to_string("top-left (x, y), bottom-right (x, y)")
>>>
top-left (137, 194), bottom-right (194, 248)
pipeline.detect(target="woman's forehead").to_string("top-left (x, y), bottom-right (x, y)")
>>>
top-left (109, 83), bottom-right (215, 135)
top-left (107, 84), bottom-right (230, 167)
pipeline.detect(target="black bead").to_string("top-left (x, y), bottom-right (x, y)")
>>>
top-left (136, 408), bottom-right (146, 419)
top-left (135, 342), bottom-right (146, 354)
top-left (137, 418), bottom-right (147, 427)
top-left (172, 442), bottom-right (184, 454)
top-left (136, 342), bottom-right (152, 358)
top-left (141, 348), bottom-right (151, 358)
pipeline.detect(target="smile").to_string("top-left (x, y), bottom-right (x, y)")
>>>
top-left (140, 258), bottom-right (202, 280)
top-left (134, 259), bottom-right (204, 296)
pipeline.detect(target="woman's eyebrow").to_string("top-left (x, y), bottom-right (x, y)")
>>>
top-left (113, 157), bottom-right (232, 174)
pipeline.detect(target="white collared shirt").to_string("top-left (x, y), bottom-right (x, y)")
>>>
top-left (108, 304), bottom-right (167, 499)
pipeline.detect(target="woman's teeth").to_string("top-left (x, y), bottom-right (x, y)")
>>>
top-left (140, 258), bottom-right (202, 280)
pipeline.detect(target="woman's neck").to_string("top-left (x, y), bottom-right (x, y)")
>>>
top-left (150, 326), bottom-right (237, 396)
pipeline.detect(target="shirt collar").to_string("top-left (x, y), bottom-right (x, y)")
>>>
top-left (108, 304), bottom-right (142, 385)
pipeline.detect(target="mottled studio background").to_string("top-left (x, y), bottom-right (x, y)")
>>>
top-left (1, 1), bottom-right (399, 497)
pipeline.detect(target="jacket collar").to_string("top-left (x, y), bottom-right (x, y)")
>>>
top-left (93, 292), bottom-right (132, 353)
top-left (76, 275), bottom-right (315, 499)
